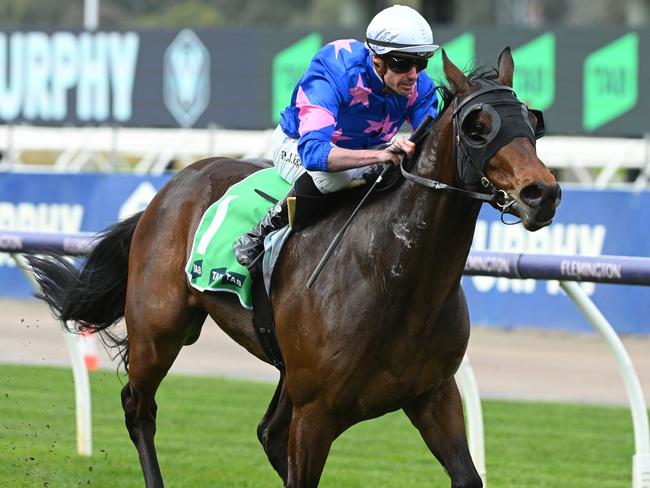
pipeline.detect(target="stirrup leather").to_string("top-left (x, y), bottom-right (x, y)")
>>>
top-left (233, 193), bottom-right (292, 268)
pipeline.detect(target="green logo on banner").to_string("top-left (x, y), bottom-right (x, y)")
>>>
top-left (512, 33), bottom-right (555, 110)
top-left (272, 33), bottom-right (322, 123)
top-left (426, 32), bottom-right (475, 110)
top-left (427, 32), bottom-right (476, 83)
top-left (583, 33), bottom-right (638, 131)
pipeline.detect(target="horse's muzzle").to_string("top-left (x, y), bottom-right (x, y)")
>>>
top-left (513, 181), bottom-right (562, 231)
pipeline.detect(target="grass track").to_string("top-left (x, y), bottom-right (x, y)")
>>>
top-left (0, 364), bottom-right (638, 487)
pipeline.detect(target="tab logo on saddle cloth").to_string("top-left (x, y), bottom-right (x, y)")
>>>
top-left (190, 259), bottom-right (203, 279)
top-left (210, 267), bottom-right (246, 289)
top-left (185, 167), bottom-right (291, 309)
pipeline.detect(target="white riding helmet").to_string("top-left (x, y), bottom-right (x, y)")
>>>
top-left (365, 5), bottom-right (438, 57)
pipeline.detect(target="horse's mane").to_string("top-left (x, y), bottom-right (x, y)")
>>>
top-left (434, 65), bottom-right (499, 116)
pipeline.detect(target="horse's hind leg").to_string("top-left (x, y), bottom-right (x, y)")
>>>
top-left (122, 304), bottom-right (206, 488)
top-left (403, 379), bottom-right (482, 488)
top-left (257, 374), bottom-right (293, 483)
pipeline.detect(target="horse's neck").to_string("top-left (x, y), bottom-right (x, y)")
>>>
top-left (374, 120), bottom-right (481, 301)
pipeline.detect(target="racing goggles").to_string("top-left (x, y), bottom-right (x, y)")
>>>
top-left (382, 53), bottom-right (429, 74)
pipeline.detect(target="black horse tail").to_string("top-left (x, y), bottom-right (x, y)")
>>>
top-left (27, 211), bottom-right (143, 371)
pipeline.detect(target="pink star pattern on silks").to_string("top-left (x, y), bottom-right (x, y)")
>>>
top-left (296, 86), bottom-right (335, 136)
top-left (329, 39), bottom-right (354, 59)
top-left (331, 128), bottom-right (352, 144)
top-left (381, 124), bottom-right (399, 142)
top-left (363, 114), bottom-right (399, 141)
top-left (349, 74), bottom-right (372, 108)
top-left (407, 83), bottom-right (418, 108)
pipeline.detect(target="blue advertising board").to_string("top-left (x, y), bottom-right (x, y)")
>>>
top-left (1, 173), bottom-right (648, 334)
top-left (0, 172), bottom-right (171, 298)
top-left (464, 186), bottom-right (650, 334)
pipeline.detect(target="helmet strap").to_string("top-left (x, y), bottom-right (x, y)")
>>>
top-left (372, 54), bottom-right (386, 77)
top-left (382, 71), bottom-right (398, 94)
top-left (371, 54), bottom-right (400, 95)
top-left (371, 54), bottom-right (395, 93)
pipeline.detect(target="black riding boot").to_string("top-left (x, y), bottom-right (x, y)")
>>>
top-left (233, 192), bottom-right (293, 269)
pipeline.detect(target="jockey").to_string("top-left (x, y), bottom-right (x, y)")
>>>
top-left (234, 4), bottom-right (440, 269)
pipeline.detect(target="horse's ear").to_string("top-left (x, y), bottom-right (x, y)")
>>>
top-left (442, 49), bottom-right (471, 97)
top-left (497, 46), bottom-right (514, 87)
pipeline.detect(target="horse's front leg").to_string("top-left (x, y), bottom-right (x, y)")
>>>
top-left (286, 399), bottom-right (340, 488)
top-left (403, 379), bottom-right (482, 488)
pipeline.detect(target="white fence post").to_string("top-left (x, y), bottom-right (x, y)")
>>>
top-left (561, 281), bottom-right (650, 488)
top-left (11, 253), bottom-right (93, 456)
top-left (457, 355), bottom-right (487, 486)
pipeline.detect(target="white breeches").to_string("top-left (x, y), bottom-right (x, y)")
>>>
top-left (268, 125), bottom-right (367, 194)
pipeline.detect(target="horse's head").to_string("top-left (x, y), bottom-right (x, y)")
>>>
top-left (441, 47), bottom-right (561, 231)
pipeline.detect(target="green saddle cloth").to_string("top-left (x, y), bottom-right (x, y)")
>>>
top-left (185, 167), bottom-right (291, 309)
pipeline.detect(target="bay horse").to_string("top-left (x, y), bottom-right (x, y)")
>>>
top-left (30, 48), bottom-right (560, 487)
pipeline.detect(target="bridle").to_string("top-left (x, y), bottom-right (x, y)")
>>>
top-left (400, 79), bottom-right (545, 222)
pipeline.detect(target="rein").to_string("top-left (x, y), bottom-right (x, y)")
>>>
top-left (399, 161), bottom-right (501, 203)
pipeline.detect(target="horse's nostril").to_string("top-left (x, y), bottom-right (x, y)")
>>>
top-left (520, 183), bottom-right (545, 206)
top-left (520, 182), bottom-right (560, 208)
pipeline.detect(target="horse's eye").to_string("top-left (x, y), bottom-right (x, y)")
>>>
top-left (472, 123), bottom-right (485, 135)
top-left (461, 110), bottom-right (491, 143)
top-left (467, 122), bottom-right (487, 141)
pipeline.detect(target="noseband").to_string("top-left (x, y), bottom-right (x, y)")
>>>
top-left (400, 79), bottom-right (545, 220)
